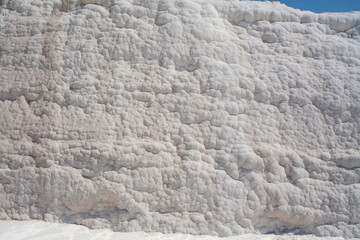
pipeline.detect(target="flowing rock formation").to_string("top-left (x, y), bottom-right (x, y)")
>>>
top-left (0, 0), bottom-right (359, 238)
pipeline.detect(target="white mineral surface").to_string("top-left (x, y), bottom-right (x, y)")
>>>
top-left (0, 0), bottom-right (359, 239)
top-left (0, 220), bottom-right (345, 240)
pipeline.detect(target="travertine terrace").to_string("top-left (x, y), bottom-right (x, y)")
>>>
top-left (0, 0), bottom-right (359, 238)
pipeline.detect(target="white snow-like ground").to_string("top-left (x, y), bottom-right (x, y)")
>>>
top-left (0, 221), bottom-right (345, 240)
top-left (0, 0), bottom-right (360, 239)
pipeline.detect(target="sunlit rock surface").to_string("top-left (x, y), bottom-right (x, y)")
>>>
top-left (0, 0), bottom-right (359, 238)
top-left (0, 220), bottom-right (345, 240)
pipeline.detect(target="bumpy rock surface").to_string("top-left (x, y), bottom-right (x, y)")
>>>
top-left (0, 0), bottom-right (359, 238)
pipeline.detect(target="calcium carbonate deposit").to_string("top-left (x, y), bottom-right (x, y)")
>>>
top-left (0, 0), bottom-right (359, 238)
top-left (0, 220), bottom-right (345, 240)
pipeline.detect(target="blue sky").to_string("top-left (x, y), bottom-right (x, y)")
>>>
top-left (250, 0), bottom-right (360, 13)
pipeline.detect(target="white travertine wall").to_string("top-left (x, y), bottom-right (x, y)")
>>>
top-left (0, 0), bottom-right (359, 238)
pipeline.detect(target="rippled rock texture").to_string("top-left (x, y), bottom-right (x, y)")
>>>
top-left (0, 0), bottom-right (359, 238)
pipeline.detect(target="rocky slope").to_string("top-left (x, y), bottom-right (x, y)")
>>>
top-left (0, 0), bottom-right (359, 238)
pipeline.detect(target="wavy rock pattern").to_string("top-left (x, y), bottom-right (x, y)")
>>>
top-left (0, 0), bottom-right (359, 238)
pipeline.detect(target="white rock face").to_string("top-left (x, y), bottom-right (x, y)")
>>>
top-left (0, 0), bottom-right (359, 238)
